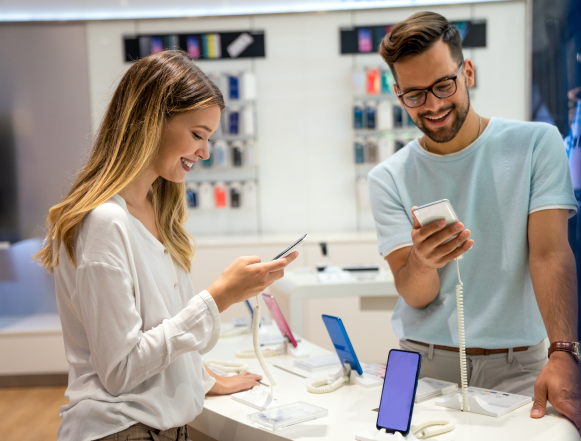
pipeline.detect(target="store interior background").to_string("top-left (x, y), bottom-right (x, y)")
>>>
top-left (3, 0), bottom-right (579, 388)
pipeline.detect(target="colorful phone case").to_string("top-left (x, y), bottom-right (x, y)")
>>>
top-left (262, 294), bottom-right (298, 347)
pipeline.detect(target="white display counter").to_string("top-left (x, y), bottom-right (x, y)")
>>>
top-left (193, 325), bottom-right (579, 441)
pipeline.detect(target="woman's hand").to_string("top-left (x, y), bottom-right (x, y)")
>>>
top-left (208, 252), bottom-right (298, 312)
top-left (206, 371), bottom-right (263, 395)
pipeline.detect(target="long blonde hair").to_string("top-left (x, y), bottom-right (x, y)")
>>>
top-left (35, 50), bottom-right (225, 273)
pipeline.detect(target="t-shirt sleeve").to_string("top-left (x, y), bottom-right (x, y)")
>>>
top-left (368, 171), bottom-right (413, 257)
top-left (529, 125), bottom-right (578, 217)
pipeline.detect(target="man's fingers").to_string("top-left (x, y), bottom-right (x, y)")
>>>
top-left (531, 379), bottom-right (548, 418)
top-left (416, 219), bottom-right (448, 241)
top-left (411, 207), bottom-right (422, 229)
top-left (433, 230), bottom-right (472, 258)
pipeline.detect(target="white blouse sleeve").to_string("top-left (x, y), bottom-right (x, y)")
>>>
top-left (74, 260), bottom-right (220, 397)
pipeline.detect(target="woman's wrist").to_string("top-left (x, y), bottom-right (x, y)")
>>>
top-left (207, 281), bottom-right (229, 313)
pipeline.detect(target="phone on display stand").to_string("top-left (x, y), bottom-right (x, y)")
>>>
top-left (376, 349), bottom-right (422, 436)
top-left (262, 293), bottom-right (308, 358)
top-left (272, 234), bottom-right (308, 260)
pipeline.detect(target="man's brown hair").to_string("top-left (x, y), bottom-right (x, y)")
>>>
top-left (379, 11), bottom-right (464, 82)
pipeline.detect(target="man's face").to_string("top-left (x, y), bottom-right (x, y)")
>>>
top-left (393, 40), bottom-right (475, 143)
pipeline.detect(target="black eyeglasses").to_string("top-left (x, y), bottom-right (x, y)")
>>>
top-left (396, 62), bottom-right (464, 108)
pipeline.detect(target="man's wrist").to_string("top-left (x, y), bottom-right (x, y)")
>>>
top-left (408, 247), bottom-right (436, 275)
top-left (549, 349), bottom-right (580, 365)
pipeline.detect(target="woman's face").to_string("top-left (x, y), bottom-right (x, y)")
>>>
top-left (154, 105), bottom-right (221, 182)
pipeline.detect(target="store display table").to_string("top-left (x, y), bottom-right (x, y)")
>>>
top-left (192, 325), bottom-right (579, 441)
top-left (269, 268), bottom-right (398, 336)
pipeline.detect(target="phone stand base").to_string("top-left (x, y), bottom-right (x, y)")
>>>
top-left (351, 372), bottom-right (383, 388)
top-left (355, 429), bottom-right (417, 441)
top-left (232, 386), bottom-right (278, 411)
top-left (287, 343), bottom-right (309, 358)
top-left (435, 389), bottom-right (531, 417)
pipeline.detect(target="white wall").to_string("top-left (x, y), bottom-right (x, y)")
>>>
top-left (85, 0), bottom-right (527, 238)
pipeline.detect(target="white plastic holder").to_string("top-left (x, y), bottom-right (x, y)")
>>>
top-left (436, 391), bottom-right (501, 417)
top-left (351, 370), bottom-right (383, 388)
top-left (355, 429), bottom-right (417, 441)
top-left (287, 342), bottom-right (309, 358)
top-left (232, 385), bottom-right (279, 411)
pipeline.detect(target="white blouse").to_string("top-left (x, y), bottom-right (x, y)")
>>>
top-left (54, 195), bottom-right (220, 441)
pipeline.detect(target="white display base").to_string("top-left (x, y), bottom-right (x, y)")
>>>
top-left (435, 387), bottom-right (532, 417)
top-left (351, 371), bottom-right (383, 388)
top-left (232, 386), bottom-right (279, 410)
top-left (355, 429), bottom-right (417, 441)
top-left (287, 342), bottom-right (309, 358)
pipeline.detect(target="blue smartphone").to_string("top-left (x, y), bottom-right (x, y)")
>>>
top-left (376, 349), bottom-right (422, 436)
top-left (321, 315), bottom-right (363, 375)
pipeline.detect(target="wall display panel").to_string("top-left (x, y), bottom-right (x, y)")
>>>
top-left (1, 0), bottom-right (510, 23)
top-left (340, 20), bottom-right (486, 55)
top-left (530, 0), bottom-right (581, 340)
top-left (124, 31), bottom-right (265, 62)
top-left (84, 1), bottom-right (526, 237)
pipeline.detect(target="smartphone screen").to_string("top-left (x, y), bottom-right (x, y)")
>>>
top-left (262, 294), bottom-right (298, 347)
top-left (376, 350), bottom-right (421, 435)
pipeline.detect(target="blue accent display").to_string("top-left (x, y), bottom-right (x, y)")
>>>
top-left (321, 314), bottom-right (363, 375)
top-left (376, 350), bottom-right (421, 434)
top-left (245, 300), bottom-right (254, 318)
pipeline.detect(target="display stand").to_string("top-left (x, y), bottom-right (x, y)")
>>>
top-left (351, 369), bottom-right (383, 388)
top-left (436, 387), bottom-right (532, 417)
top-left (232, 385), bottom-right (279, 410)
top-left (355, 429), bottom-right (417, 441)
top-left (287, 342), bottom-right (309, 358)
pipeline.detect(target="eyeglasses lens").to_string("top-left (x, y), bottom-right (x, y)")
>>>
top-left (402, 91), bottom-right (425, 108)
top-left (402, 78), bottom-right (458, 108)
top-left (433, 79), bottom-right (456, 98)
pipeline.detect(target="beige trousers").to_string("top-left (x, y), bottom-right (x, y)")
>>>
top-left (95, 422), bottom-right (189, 441)
top-left (399, 339), bottom-right (548, 397)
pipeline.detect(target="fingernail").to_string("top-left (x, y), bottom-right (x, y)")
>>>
top-left (455, 223), bottom-right (462, 231)
top-left (438, 220), bottom-right (445, 227)
top-left (531, 409), bottom-right (541, 416)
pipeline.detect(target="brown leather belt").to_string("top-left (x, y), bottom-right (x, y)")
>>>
top-left (408, 340), bottom-right (529, 356)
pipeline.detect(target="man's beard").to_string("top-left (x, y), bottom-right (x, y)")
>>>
top-left (413, 87), bottom-right (470, 143)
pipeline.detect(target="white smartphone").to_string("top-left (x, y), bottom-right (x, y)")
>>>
top-left (412, 199), bottom-right (461, 244)
top-left (272, 234), bottom-right (308, 260)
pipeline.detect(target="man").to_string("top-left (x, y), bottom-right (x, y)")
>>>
top-left (368, 11), bottom-right (581, 432)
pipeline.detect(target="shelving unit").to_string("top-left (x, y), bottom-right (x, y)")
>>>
top-left (184, 71), bottom-right (260, 236)
top-left (352, 66), bottom-right (422, 230)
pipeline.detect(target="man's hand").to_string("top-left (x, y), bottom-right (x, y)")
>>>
top-left (409, 207), bottom-right (474, 270)
top-left (206, 371), bottom-right (263, 396)
top-left (531, 351), bottom-right (581, 434)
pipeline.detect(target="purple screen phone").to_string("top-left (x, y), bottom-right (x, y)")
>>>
top-left (358, 28), bottom-right (373, 52)
top-left (261, 293), bottom-right (298, 347)
top-left (376, 350), bottom-right (421, 435)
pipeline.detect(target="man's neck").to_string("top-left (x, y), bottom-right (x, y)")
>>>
top-left (423, 106), bottom-right (487, 155)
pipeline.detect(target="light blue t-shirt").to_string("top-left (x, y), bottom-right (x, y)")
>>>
top-left (368, 118), bottom-right (577, 348)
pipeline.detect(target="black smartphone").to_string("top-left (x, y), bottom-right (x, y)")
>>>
top-left (376, 349), bottom-right (422, 436)
top-left (271, 234), bottom-right (308, 260)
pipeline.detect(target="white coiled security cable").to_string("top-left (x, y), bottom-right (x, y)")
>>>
top-left (306, 361), bottom-right (351, 394)
top-left (455, 257), bottom-right (469, 411)
top-left (410, 419), bottom-right (455, 439)
top-left (219, 325), bottom-right (251, 338)
top-left (203, 360), bottom-right (249, 374)
top-left (306, 375), bottom-right (349, 394)
top-left (246, 297), bottom-right (277, 399)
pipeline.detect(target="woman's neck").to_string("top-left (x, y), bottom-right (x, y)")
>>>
top-left (118, 168), bottom-right (158, 210)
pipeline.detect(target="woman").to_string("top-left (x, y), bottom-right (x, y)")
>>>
top-left (35, 50), bottom-right (297, 441)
